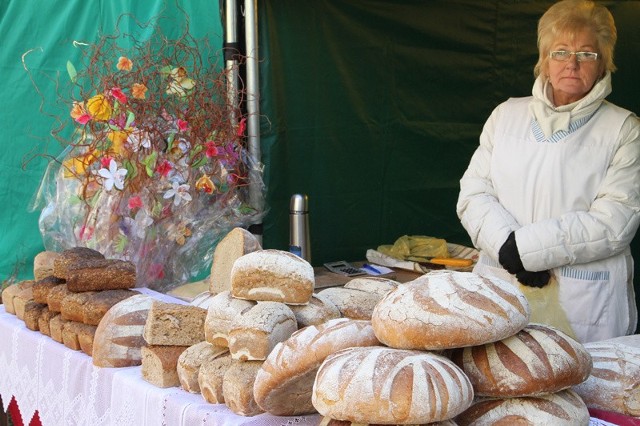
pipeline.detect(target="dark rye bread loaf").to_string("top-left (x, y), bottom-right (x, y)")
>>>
top-left (455, 389), bottom-right (590, 425)
top-left (53, 247), bottom-right (104, 279)
top-left (32, 276), bottom-right (66, 304)
top-left (254, 318), bottom-right (381, 416)
top-left (66, 258), bottom-right (136, 292)
top-left (451, 323), bottom-right (592, 397)
top-left (312, 346), bottom-right (474, 424)
top-left (372, 270), bottom-right (530, 350)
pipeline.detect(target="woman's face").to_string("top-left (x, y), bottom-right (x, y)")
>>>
top-left (547, 28), bottom-right (604, 106)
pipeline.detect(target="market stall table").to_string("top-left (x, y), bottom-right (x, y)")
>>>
top-left (0, 289), bottom-right (320, 426)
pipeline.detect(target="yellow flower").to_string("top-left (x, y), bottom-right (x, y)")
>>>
top-left (117, 56), bottom-right (133, 71)
top-left (195, 174), bottom-right (215, 193)
top-left (131, 83), bottom-right (147, 99)
top-left (107, 130), bottom-right (129, 156)
top-left (62, 151), bottom-right (97, 177)
top-left (86, 94), bottom-right (113, 121)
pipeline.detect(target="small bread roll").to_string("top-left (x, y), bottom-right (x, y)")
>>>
top-left (176, 341), bottom-right (228, 393)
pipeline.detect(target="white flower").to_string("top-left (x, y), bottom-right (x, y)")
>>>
top-left (127, 129), bottom-right (152, 152)
top-left (98, 159), bottom-right (127, 191)
top-left (163, 181), bottom-right (192, 206)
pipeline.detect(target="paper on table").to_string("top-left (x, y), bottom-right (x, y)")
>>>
top-left (366, 243), bottom-right (479, 274)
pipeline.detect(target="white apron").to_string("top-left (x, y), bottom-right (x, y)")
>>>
top-left (473, 97), bottom-right (636, 343)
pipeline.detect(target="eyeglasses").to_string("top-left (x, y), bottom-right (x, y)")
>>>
top-left (549, 50), bottom-right (599, 62)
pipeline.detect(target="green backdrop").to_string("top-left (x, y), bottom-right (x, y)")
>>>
top-left (2, 0), bottom-right (640, 334)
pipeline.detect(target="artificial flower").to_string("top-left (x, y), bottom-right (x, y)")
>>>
top-left (195, 174), bottom-right (215, 193)
top-left (128, 195), bottom-right (143, 210)
top-left (110, 87), bottom-right (127, 105)
top-left (79, 225), bottom-right (94, 241)
top-left (70, 101), bottom-right (89, 123)
top-left (100, 156), bottom-right (113, 168)
top-left (176, 119), bottom-right (187, 132)
top-left (116, 56), bottom-right (133, 71)
top-left (236, 117), bottom-right (247, 137)
top-left (167, 222), bottom-right (192, 245)
top-left (127, 129), bottom-right (151, 152)
top-left (163, 181), bottom-right (192, 206)
top-left (166, 66), bottom-right (195, 95)
top-left (204, 141), bottom-right (218, 158)
top-left (148, 263), bottom-right (165, 280)
top-left (122, 209), bottom-right (153, 238)
top-left (62, 151), bottom-right (97, 177)
top-left (98, 158), bottom-right (127, 191)
top-left (86, 94), bottom-right (113, 121)
top-left (156, 159), bottom-right (173, 177)
top-left (107, 130), bottom-right (129, 156)
top-left (131, 83), bottom-right (147, 99)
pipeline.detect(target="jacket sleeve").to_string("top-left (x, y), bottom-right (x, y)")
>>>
top-left (517, 115), bottom-right (640, 271)
top-left (457, 102), bottom-right (521, 261)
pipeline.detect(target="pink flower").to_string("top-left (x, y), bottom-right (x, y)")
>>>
top-left (100, 156), bottom-right (113, 168)
top-left (177, 119), bottom-right (188, 132)
top-left (79, 225), bottom-right (94, 241)
top-left (156, 160), bottom-right (173, 177)
top-left (148, 263), bottom-right (165, 280)
top-left (204, 141), bottom-right (218, 158)
top-left (236, 117), bottom-right (247, 137)
top-left (110, 87), bottom-right (127, 105)
top-left (128, 195), bottom-right (143, 210)
top-left (76, 114), bottom-right (91, 124)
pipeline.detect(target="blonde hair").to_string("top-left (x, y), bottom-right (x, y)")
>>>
top-left (534, 0), bottom-right (616, 78)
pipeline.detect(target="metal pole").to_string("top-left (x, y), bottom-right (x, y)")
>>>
top-left (225, 0), bottom-right (239, 119)
top-left (244, 0), bottom-right (265, 217)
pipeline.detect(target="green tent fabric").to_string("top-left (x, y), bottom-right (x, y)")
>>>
top-left (0, 0), bottom-right (224, 283)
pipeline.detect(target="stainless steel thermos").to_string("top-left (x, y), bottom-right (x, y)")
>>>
top-left (289, 194), bottom-right (311, 262)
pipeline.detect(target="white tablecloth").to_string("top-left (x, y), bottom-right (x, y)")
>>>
top-left (0, 290), bottom-right (321, 426)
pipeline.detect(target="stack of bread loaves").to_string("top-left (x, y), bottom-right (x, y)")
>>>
top-left (310, 270), bottom-right (594, 425)
top-left (192, 248), bottom-right (322, 416)
top-left (2, 247), bottom-right (139, 357)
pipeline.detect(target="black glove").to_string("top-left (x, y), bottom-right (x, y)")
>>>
top-left (516, 269), bottom-right (551, 288)
top-left (498, 232), bottom-right (524, 274)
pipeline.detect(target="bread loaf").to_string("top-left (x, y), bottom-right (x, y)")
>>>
top-left (198, 354), bottom-right (233, 404)
top-left (228, 301), bottom-right (297, 361)
top-left (451, 323), bottom-right (592, 397)
top-left (37, 307), bottom-right (57, 336)
top-left (343, 276), bottom-right (399, 297)
top-left (49, 314), bottom-right (69, 343)
top-left (318, 417), bottom-right (458, 426)
top-left (222, 360), bottom-right (265, 416)
top-left (190, 291), bottom-right (215, 309)
top-left (77, 322), bottom-right (97, 356)
top-left (176, 341), bottom-right (228, 393)
top-left (572, 342), bottom-right (640, 417)
top-left (23, 301), bottom-right (47, 331)
top-left (92, 294), bottom-right (154, 367)
top-left (231, 249), bottom-right (314, 304)
top-left (33, 251), bottom-right (61, 281)
top-left (46, 283), bottom-right (72, 313)
top-left (254, 318), bottom-right (381, 416)
top-left (455, 389), bottom-right (590, 426)
top-left (141, 345), bottom-right (189, 388)
top-left (81, 289), bottom-right (138, 326)
top-left (288, 293), bottom-right (341, 328)
top-left (61, 291), bottom-right (98, 322)
top-left (62, 321), bottom-right (97, 352)
top-left (204, 291), bottom-right (255, 347)
top-left (598, 333), bottom-right (640, 349)
top-left (66, 258), bottom-right (136, 292)
top-left (372, 271), bottom-right (530, 350)
top-left (32, 276), bottom-right (65, 304)
top-left (312, 346), bottom-right (474, 424)
top-left (143, 300), bottom-right (206, 346)
top-left (210, 227), bottom-right (262, 295)
top-left (53, 247), bottom-right (104, 279)
top-left (317, 287), bottom-right (382, 320)
top-left (1, 280), bottom-right (35, 315)
top-left (13, 285), bottom-right (36, 321)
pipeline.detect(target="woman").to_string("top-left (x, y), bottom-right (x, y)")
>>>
top-left (457, 0), bottom-right (640, 343)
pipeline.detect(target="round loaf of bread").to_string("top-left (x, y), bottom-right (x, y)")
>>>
top-left (254, 318), bottom-right (380, 416)
top-left (455, 389), bottom-right (590, 426)
top-left (230, 249), bottom-right (314, 304)
top-left (92, 294), bottom-right (154, 367)
top-left (343, 276), bottom-right (399, 297)
top-left (451, 323), bottom-right (592, 397)
top-left (222, 360), bottom-right (265, 416)
top-left (318, 417), bottom-right (458, 426)
top-left (288, 293), bottom-right (341, 328)
top-left (198, 353), bottom-right (233, 404)
top-left (317, 287), bottom-right (382, 320)
top-left (371, 271), bottom-right (530, 350)
top-left (572, 342), bottom-right (640, 417)
top-left (312, 346), bottom-right (474, 424)
top-left (177, 341), bottom-right (229, 393)
top-left (204, 290), bottom-right (255, 347)
top-left (33, 251), bottom-right (61, 281)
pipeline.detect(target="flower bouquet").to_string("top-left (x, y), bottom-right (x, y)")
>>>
top-left (33, 25), bottom-right (265, 292)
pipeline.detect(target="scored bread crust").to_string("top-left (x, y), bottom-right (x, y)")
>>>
top-left (230, 249), bottom-right (314, 304)
top-left (451, 323), bottom-right (592, 397)
top-left (312, 346), bottom-right (474, 424)
top-left (456, 389), bottom-right (590, 426)
top-left (253, 318), bottom-right (381, 416)
top-left (204, 291), bottom-right (256, 347)
top-left (372, 270), bottom-right (530, 350)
